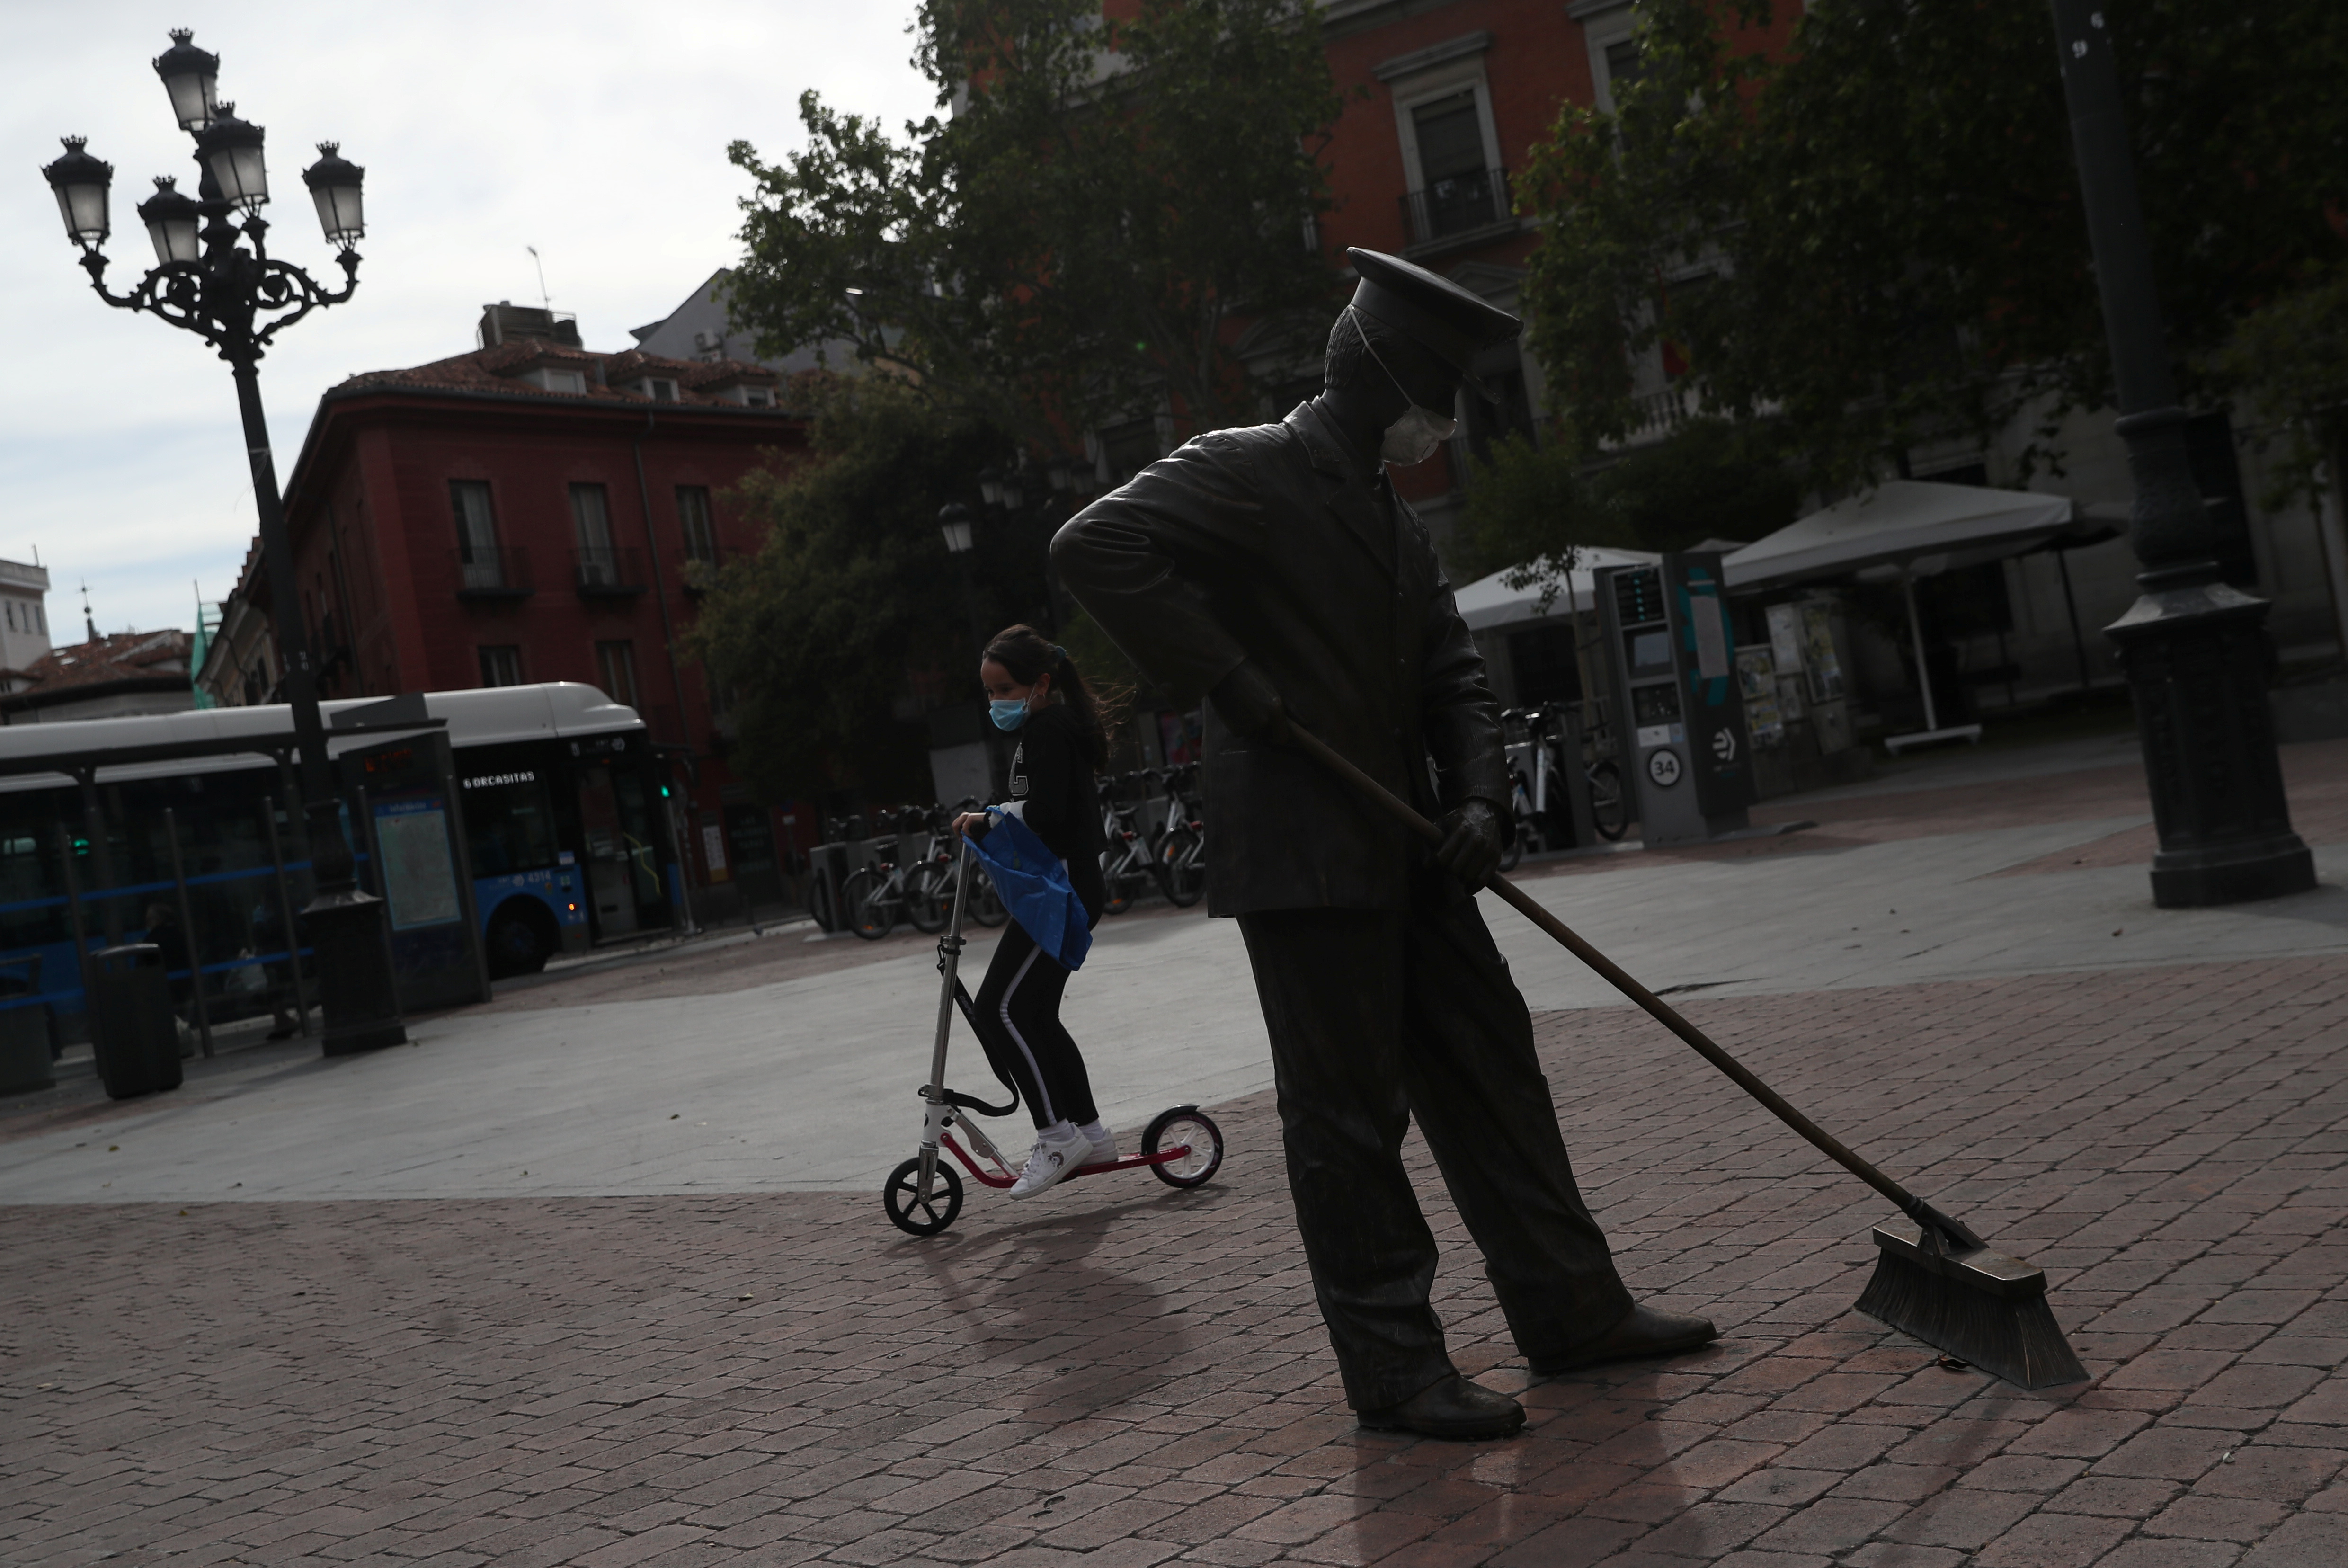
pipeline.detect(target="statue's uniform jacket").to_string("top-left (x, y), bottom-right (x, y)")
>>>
top-left (1051, 401), bottom-right (1509, 916)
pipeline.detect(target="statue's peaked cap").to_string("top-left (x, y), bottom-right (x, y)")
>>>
top-left (1344, 248), bottom-right (1520, 385)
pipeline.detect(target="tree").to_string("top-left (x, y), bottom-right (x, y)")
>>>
top-left (1454, 418), bottom-right (1802, 604)
top-left (2215, 267), bottom-right (2348, 509)
top-left (723, 0), bottom-right (1346, 449)
top-left (686, 375), bottom-right (1049, 803)
top-left (1517, 0), bottom-right (2348, 491)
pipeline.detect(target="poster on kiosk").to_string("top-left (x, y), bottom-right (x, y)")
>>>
top-left (1596, 552), bottom-right (1757, 844)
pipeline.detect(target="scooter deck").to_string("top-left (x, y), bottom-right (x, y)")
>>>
top-left (940, 1131), bottom-right (1197, 1191)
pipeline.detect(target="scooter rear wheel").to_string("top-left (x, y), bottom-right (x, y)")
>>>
top-left (884, 1156), bottom-right (963, 1235)
top-left (1143, 1106), bottom-right (1224, 1189)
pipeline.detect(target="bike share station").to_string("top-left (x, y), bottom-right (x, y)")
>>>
top-left (1595, 553), bottom-right (1763, 845)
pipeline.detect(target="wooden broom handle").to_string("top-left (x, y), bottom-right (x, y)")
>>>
top-left (1288, 724), bottom-right (1929, 1221)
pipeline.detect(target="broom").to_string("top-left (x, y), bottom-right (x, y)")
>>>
top-left (1288, 724), bottom-right (2088, 1390)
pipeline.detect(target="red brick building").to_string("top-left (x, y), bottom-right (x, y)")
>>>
top-left (201, 304), bottom-right (808, 919)
top-left (1296, 3), bottom-right (1786, 535)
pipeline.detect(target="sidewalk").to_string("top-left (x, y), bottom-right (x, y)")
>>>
top-left (3, 735), bottom-right (2345, 1565)
top-left (7, 954), bottom-right (2348, 1566)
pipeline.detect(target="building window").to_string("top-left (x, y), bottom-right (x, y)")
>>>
top-left (451, 480), bottom-right (502, 588)
top-left (739, 386), bottom-right (774, 408)
top-left (478, 645), bottom-right (523, 688)
top-left (651, 378), bottom-right (677, 402)
top-left (528, 367), bottom-right (587, 395)
top-left (676, 486), bottom-right (718, 564)
top-left (1405, 90), bottom-right (1503, 241)
top-left (570, 482), bottom-right (618, 586)
top-left (596, 640), bottom-right (641, 709)
top-left (5, 604), bottom-right (15, 632)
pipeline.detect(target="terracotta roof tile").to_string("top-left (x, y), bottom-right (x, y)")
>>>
top-left (3, 629), bottom-right (193, 704)
top-left (330, 343), bottom-right (786, 407)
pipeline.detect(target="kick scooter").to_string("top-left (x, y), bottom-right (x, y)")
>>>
top-left (883, 835), bottom-right (1224, 1237)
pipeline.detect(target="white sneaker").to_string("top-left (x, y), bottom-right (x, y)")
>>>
top-left (1079, 1124), bottom-right (1119, 1167)
top-left (1009, 1122), bottom-right (1091, 1198)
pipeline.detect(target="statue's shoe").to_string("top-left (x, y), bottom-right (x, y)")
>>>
top-left (1530, 1305), bottom-right (1719, 1376)
top-left (1358, 1374), bottom-right (1525, 1441)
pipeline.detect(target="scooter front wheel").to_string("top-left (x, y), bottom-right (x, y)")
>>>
top-left (884, 1156), bottom-right (963, 1236)
top-left (1143, 1106), bottom-right (1224, 1189)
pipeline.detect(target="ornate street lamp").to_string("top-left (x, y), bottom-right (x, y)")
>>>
top-left (193, 104), bottom-right (268, 211)
top-left (42, 138), bottom-right (113, 248)
top-left (136, 177), bottom-right (202, 267)
top-left (153, 28), bottom-right (220, 131)
top-left (302, 143), bottom-right (365, 250)
top-left (41, 29), bottom-right (403, 1054)
top-left (2046, 0), bottom-right (2315, 908)
top-left (938, 501), bottom-right (977, 557)
top-left (938, 501), bottom-right (989, 659)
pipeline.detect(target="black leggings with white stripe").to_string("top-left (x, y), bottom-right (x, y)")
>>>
top-left (972, 904), bottom-right (1101, 1131)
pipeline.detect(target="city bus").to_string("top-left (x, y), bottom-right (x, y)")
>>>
top-left (0, 683), bottom-right (676, 1043)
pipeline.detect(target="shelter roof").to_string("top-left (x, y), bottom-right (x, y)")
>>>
top-left (1722, 481), bottom-right (2112, 594)
top-left (1455, 547), bottom-right (1663, 631)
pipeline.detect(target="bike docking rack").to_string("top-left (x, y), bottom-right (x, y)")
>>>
top-left (883, 833), bottom-right (1224, 1237)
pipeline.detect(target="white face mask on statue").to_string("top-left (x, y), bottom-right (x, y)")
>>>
top-left (1350, 307), bottom-right (1458, 467)
top-left (1380, 403), bottom-right (1457, 466)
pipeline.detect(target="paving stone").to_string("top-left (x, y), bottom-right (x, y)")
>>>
top-left (9, 834), bottom-right (2348, 1567)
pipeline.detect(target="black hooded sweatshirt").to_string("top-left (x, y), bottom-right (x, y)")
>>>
top-left (1000, 704), bottom-right (1109, 918)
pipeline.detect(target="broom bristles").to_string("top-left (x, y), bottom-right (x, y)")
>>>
top-left (1854, 1224), bottom-right (2089, 1390)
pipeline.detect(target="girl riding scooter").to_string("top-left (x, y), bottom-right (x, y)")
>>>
top-left (954, 625), bottom-right (1114, 1196)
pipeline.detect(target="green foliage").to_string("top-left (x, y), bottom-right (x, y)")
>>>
top-left (1454, 419), bottom-right (1803, 603)
top-left (724, 0), bottom-right (1345, 445)
top-left (1518, 0), bottom-right (2348, 490)
top-left (1453, 434), bottom-right (1631, 588)
top-left (2215, 265), bottom-right (2348, 509)
top-left (1602, 418), bottom-right (1805, 554)
top-left (686, 377), bottom-right (1032, 802)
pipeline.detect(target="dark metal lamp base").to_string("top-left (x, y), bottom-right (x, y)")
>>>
top-left (2151, 837), bottom-right (2317, 909)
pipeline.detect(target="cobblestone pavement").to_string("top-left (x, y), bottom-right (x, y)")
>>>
top-left (9, 952), bottom-right (2348, 1567)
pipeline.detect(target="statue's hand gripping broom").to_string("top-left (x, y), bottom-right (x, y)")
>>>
top-left (1289, 724), bottom-right (2088, 1390)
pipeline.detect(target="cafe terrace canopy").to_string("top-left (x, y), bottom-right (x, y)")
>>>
top-left (1719, 480), bottom-right (2089, 595)
top-left (1722, 481), bottom-right (2122, 752)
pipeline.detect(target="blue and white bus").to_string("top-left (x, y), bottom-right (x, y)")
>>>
top-left (0, 684), bottom-right (677, 1041)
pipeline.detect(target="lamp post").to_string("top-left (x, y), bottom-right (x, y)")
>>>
top-left (43, 29), bottom-right (404, 1052)
top-left (2046, 0), bottom-right (2315, 908)
top-left (938, 501), bottom-right (988, 656)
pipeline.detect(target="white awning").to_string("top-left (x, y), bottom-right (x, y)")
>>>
top-left (1722, 481), bottom-right (2084, 594)
top-left (1455, 546), bottom-right (1663, 632)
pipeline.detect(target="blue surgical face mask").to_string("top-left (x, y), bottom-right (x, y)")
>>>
top-left (989, 698), bottom-right (1031, 731)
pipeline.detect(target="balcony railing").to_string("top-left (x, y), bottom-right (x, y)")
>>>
top-left (677, 545), bottom-right (725, 596)
top-left (1399, 166), bottom-right (1512, 249)
top-left (454, 546), bottom-right (533, 599)
top-left (572, 545), bottom-right (648, 596)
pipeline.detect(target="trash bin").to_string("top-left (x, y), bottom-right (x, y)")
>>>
top-left (88, 942), bottom-right (182, 1101)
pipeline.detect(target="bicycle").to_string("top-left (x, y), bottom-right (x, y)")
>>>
top-left (840, 808), bottom-right (936, 941)
top-left (1096, 775), bottom-right (1165, 916)
top-left (1149, 761), bottom-right (1206, 908)
top-left (1497, 704), bottom-right (1628, 871)
top-left (943, 796), bottom-right (1010, 927)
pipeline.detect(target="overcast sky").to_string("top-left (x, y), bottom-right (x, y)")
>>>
top-left (5, 1), bottom-right (934, 642)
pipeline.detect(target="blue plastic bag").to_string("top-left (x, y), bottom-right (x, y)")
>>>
top-left (966, 811), bottom-right (1092, 971)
